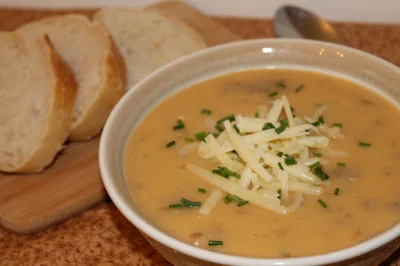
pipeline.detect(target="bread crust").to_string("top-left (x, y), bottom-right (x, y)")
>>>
top-left (0, 35), bottom-right (77, 173)
top-left (68, 22), bottom-right (126, 140)
top-left (17, 15), bottom-right (126, 141)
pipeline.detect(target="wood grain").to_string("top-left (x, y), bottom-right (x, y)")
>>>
top-left (0, 1), bottom-right (399, 265)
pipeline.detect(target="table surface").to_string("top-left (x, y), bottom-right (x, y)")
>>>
top-left (1, 16), bottom-right (400, 266)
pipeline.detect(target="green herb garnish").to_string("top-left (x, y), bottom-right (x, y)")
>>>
top-left (173, 119), bottom-right (185, 130)
top-left (208, 240), bottom-right (223, 246)
top-left (238, 200), bottom-right (249, 207)
top-left (195, 132), bottom-right (208, 141)
top-left (309, 161), bottom-right (322, 169)
top-left (262, 122), bottom-right (275, 130)
top-left (201, 109), bottom-right (212, 115)
top-left (231, 195), bottom-right (248, 206)
top-left (313, 152), bottom-right (322, 157)
top-left (277, 152), bottom-right (284, 157)
top-left (198, 188), bottom-right (206, 194)
top-left (224, 194), bottom-right (233, 204)
top-left (277, 81), bottom-right (287, 88)
top-left (277, 189), bottom-right (282, 200)
top-left (215, 123), bottom-right (224, 132)
top-left (181, 198), bottom-right (201, 208)
top-left (318, 116), bottom-right (325, 124)
top-left (284, 156), bottom-right (297, 166)
top-left (269, 91), bottom-right (278, 98)
top-left (295, 84), bottom-right (304, 92)
top-left (334, 188), bottom-right (340, 196)
top-left (166, 140), bottom-right (176, 148)
top-left (212, 166), bottom-right (241, 179)
top-left (233, 124), bottom-right (244, 135)
top-left (337, 162), bottom-right (346, 167)
top-left (255, 112), bottom-right (260, 118)
top-left (313, 166), bottom-right (329, 180)
top-left (332, 123), bottom-right (343, 128)
top-left (184, 137), bottom-right (194, 143)
top-left (318, 199), bottom-right (328, 208)
top-left (359, 142), bottom-right (371, 147)
top-left (217, 114), bottom-right (235, 124)
top-left (312, 121), bottom-right (320, 127)
top-left (168, 204), bottom-right (182, 209)
top-left (278, 162), bottom-right (284, 170)
top-left (275, 119), bottom-right (289, 134)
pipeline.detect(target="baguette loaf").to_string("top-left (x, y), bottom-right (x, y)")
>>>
top-left (0, 33), bottom-right (77, 173)
top-left (93, 8), bottom-right (206, 91)
top-left (17, 15), bottom-right (126, 140)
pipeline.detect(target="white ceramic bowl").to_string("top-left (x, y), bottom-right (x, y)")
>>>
top-left (99, 39), bottom-right (400, 266)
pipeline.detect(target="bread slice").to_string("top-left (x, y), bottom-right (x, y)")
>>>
top-left (93, 8), bottom-right (206, 91)
top-left (17, 15), bottom-right (126, 141)
top-left (0, 33), bottom-right (77, 173)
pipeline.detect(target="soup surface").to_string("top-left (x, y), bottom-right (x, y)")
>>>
top-left (124, 69), bottom-right (400, 258)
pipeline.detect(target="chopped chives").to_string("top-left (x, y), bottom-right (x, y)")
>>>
top-left (201, 109), bottom-right (212, 115)
top-left (169, 204), bottom-right (182, 209)
top-left (278, 162), bottom-right (284, 170)
top-left (173, 119), bottom-right (185, 130)
top-left (332, 123), bottom-right (343, 128)
top-left (212, 168), bottom-right (229, 178)
top-left (313, 167), bottom-right (329, 180)
top-left (290, 105), bottom-right (294, 112)
top-left (285, 156), bottom-right (297, 166)
top-left (255, 112), bottom-right (260, 118)
top-left (317, 199), bottom-right (328, 208)
top-left (195, 131), bottom-right (208, 141)
top-left (184, 137), bottom-right (194, 143)
top-left (309, 161), bottom-right (322, 169)
top-left (277, 81), bottom-right (287, 88)
top-left (337, 162), bottom-right (346, 167)
top-left (208, 240), bottom-right (223, 246)
top-left (215, 123), bottom-right (224, 132)
top-left (359, 142), bottom-right (371, 147)
top-left (262, 122), bottom-right (275, 130)
top-left (198, 188), bottom-right (206, 194)
top-left (277, 189), bottom-right (282, 200)
top-left (318, 116), bottom-right (325, 124)
top-left (224, 194), bottom-right (233, 204)
top-left (217, 114), bottom-right (235, 124)
top-left (238, 200), bottom-right (249, 207)
top-left (311, 121), bottom-right (320, 127)
top-left (275, 119), bottom-right (289, 134)
top-left (313, 152), bottom-right (322, 157)
top-left (212, 133), bottom-right (220, 138)
top-left (231, 195), bottom-right (248, 206)
top-left (295, 84), bottom-right (304, 92)
top-left (269, 91), bottom-right (278, 98)
top-left (277, 152), bottom-right (284, 157)
top-left (181, 198), bottom-right (201, 208)
top-left (334, 188), bottom-right (340, 196)
top-left (232, 195), bottom-right (243, 203)
top-left (233, 124), bottom-right (243, 135)
top-left (212, 166), bottom-right (241, 179)
top-left (166, 140), bottom-right (176, 148)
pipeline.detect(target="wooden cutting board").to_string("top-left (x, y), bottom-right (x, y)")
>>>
top-left (0, 1), bottom-right (241, 234)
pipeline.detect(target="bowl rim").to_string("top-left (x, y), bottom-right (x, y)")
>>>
top-left (99, 38), bottom-right (400, 266)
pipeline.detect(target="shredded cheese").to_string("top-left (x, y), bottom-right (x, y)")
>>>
top-left (184, 95), bottom-right (343, 215)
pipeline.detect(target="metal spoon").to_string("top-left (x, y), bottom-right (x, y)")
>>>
top-left (274, 5), bottom-right (345, 44)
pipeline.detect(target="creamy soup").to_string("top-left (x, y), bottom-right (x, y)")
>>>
top-left (124, 69), bottom-right (400, 258)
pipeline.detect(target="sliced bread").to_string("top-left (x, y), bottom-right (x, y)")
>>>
top-left (17, 15), bottom-right (126, 140)
top-left (0, 33), bottom-right (77, 173)
top-left (93, 8), bottom-right (206, 91)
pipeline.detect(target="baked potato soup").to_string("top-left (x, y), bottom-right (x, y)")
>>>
top-left (124, 69), bottom-right (400, 258)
